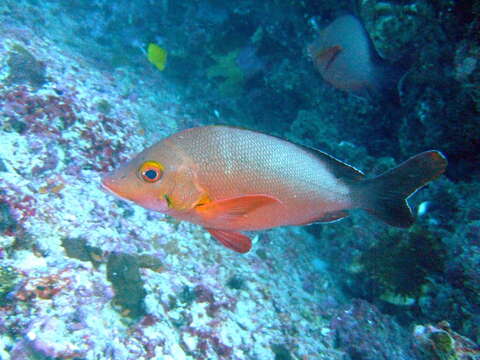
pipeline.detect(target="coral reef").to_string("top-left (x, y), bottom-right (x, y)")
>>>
top-left (330, 299), bottom-right (418, 360)
top-left (107, 252), bottom-right (147, 318)
top-left (414, 321), bottom-right (480, 360)
top-left (6, 44), bottom-right (47, 88)
top-left (0, 0), bottom-right (478, 359)
top-left (358, 226), bottom-right (446, 300)
top-left (359, 0), bottom-right (436, 60)
top-left (0, 20), bottom-right (350, 359)
top-left (0, 201), bottom-right (17, 236)
top-left (0, 265), bottom-right (19, 305)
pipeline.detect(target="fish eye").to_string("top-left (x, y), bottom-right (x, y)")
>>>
top-left (138, 161), bottom-right (164, 183)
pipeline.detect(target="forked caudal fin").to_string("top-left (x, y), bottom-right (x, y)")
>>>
top-left (351, 151), bottom-right (447, 227)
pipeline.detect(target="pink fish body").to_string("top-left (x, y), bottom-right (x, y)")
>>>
top-left (102, 126), bottom-right (447, 253)
top-left (308, 15), bottom-right (402, 99)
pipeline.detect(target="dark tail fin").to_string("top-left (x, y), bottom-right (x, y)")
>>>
top-left (351, 151), bottom-right (447, 227)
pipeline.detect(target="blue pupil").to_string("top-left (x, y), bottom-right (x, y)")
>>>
top-left (145, 169), bottom-right (158, 180)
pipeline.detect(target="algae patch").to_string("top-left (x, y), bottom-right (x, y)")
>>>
top-left (106, 252), bottom-right (147, 318)
top-left (61, 236), bottom-right (103, 267)
top-left (7, 44), bottom-right (47, 88)
top-left (0, 200), bottom-right (17, 235)
top-left (359, 226), bottom-right (446, 300)
top-left (0, 265), bottom-right (19, 305)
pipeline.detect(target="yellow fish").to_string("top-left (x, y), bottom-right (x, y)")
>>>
top-left (102, 126), bottom-right (447, 253)
top-left (147, 43), bottom-right (167, 71)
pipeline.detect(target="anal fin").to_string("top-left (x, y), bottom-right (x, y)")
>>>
top-left (316, 210), bottom-right (349, 223)
top-left (298, 210), bottom-right (349, 225)
top-left (206, 228), bottom-right (252, 253)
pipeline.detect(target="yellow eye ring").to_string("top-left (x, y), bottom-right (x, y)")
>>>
top-left (138, 161), bottom-right (164, 183)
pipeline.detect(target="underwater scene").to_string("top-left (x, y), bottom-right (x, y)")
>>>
top-left (0, 0), bottom-right (479, 359)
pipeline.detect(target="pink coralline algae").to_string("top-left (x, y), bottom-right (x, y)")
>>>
top-left (11, 318), bottom-right (88, 359)
top-left (183, 327), bottom-right (233, 359)
top-left (9, 195), bottom-right (36, 226)
top-left (0, 85), bottom-right (131, 175)
top-left (329, 299), bottom-right (417, 360)
top-left (14, 268), bottom-right (72, 301)
top-left (1, 86), bottom-right (77, 134)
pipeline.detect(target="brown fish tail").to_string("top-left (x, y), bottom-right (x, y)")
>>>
top-left (352, 151), bottom-right (447, 227)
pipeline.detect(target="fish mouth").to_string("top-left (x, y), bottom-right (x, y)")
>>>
top-left (101, 177), bottom-right (137, 206)
top-left (101, 175), bottom-right (127, 199)
top-left (101, 174), bottom-right (169, 212)
top-left (100, 179), bottom-right (117, 196)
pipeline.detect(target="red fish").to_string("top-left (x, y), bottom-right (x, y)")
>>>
top-left (102, 126), bottom-right (447, 253)
top-left (308, 15), bottom-right (404, 100)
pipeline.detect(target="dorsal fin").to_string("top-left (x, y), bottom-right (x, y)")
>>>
top-left (300, 145), bottom-right (365, 182)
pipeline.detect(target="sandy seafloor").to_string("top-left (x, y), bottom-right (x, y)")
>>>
top-left (0, 3), bottom-right (479, 360)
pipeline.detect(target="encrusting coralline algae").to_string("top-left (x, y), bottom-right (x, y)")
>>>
top-left (0, 0), bottom-right (479, 359)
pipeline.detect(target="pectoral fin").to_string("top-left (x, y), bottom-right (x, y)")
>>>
top-left (206, 228), bottom-right (252, 253)
top-left (195, 194), bottom-right (281, 227)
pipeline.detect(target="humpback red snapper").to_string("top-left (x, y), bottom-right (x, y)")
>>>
top-left (102, 126), bottom-right (447, 253)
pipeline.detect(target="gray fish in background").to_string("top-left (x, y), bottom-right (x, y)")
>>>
top-left (308, 14), bottom-right (405, 101)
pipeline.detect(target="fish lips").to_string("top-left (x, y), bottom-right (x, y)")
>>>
top-left (101, 173), bottom-right (122, 196)
top-left (101, 173), bottom-right (169, 213)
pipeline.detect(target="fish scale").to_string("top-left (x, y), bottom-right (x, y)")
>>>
top-left (183, 127), bottom-right (348, 204)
